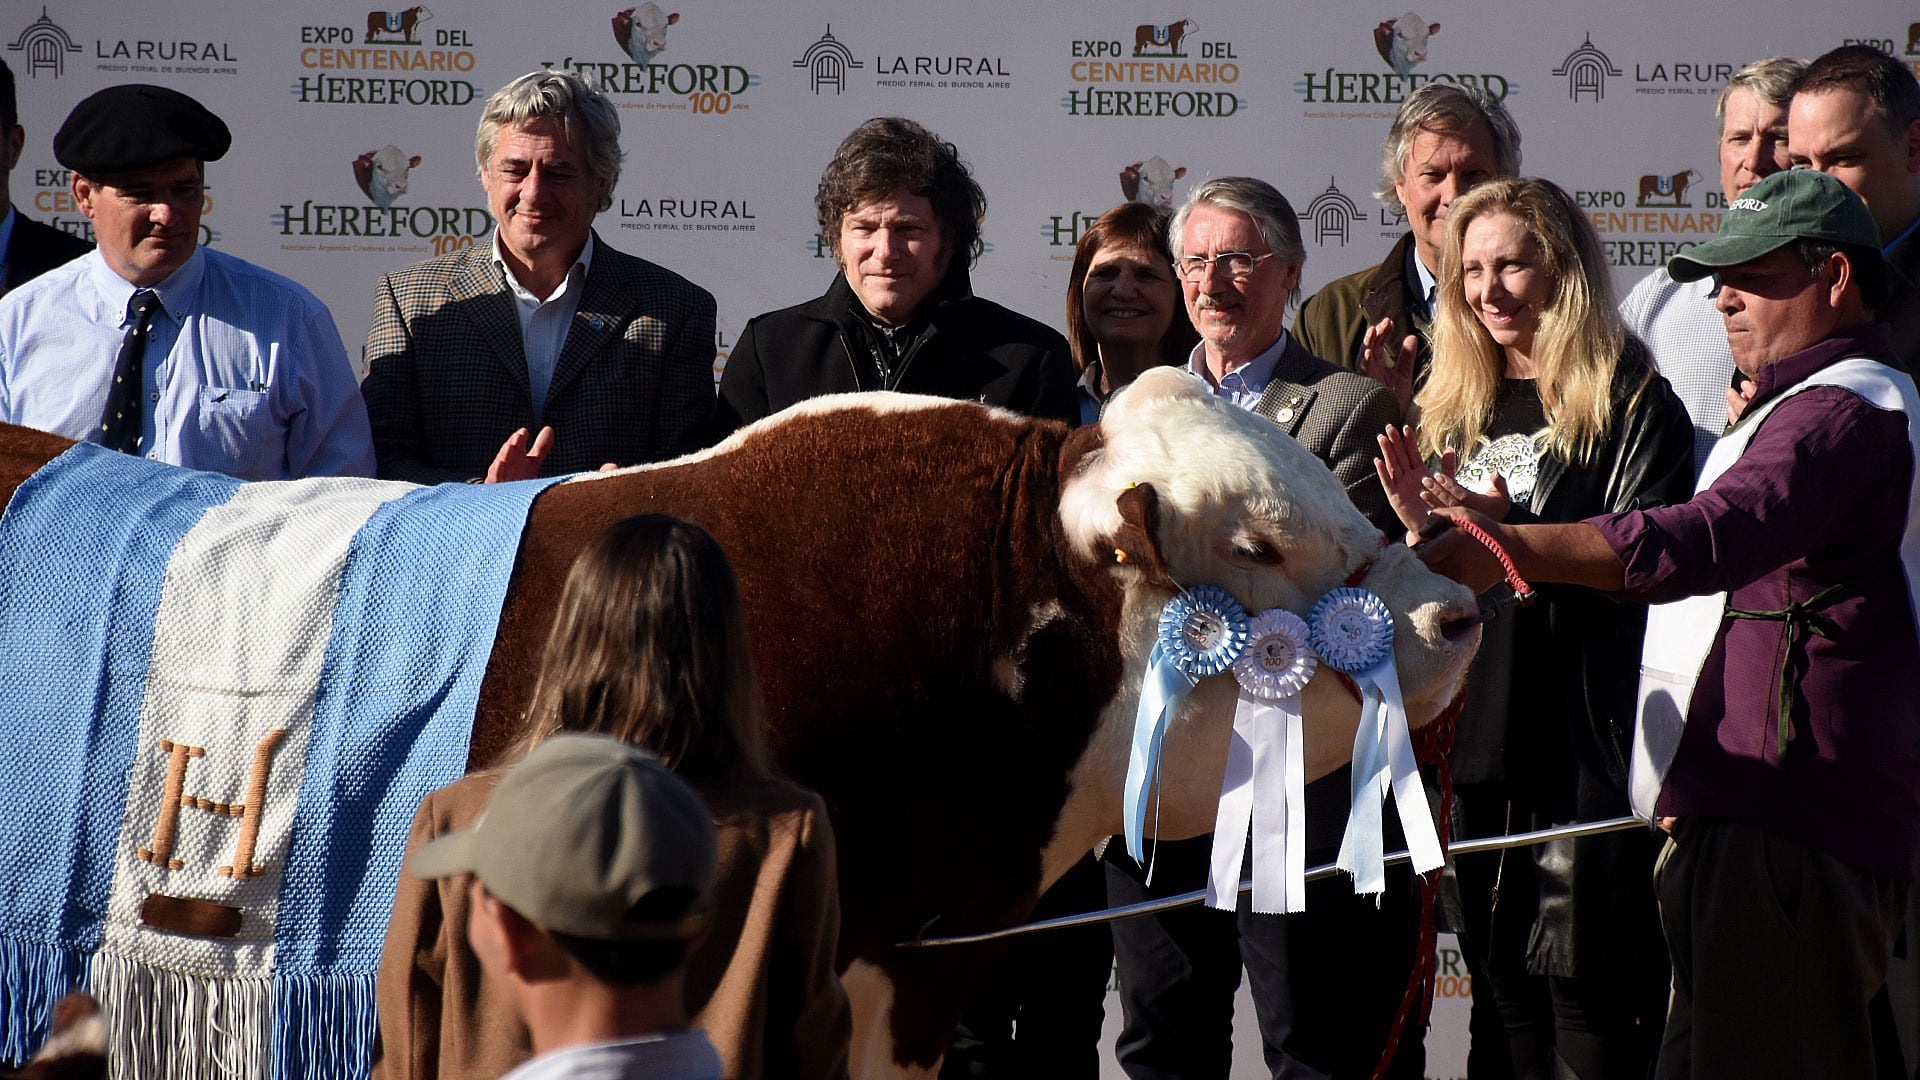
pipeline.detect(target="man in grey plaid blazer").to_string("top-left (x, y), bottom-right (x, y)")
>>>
top-left (363, 70), bottom-right (715, 483)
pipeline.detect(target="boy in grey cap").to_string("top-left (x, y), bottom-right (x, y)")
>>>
top-left (409, 733), bottom-right (722, 1080)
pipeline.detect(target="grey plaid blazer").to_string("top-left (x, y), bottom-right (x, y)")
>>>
top-left (362, 234), bottom-right (717, 482)
top-left (1251, 333), bottom-right (1402, 534)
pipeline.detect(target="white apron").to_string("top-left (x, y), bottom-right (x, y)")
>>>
top-left (1630, 357), bottom-right (1920, 819)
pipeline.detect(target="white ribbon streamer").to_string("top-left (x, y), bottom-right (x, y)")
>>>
top-left (1209, 610), bottom-right (1313, 913)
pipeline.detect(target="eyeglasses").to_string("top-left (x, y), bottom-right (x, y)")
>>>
top-left (1172, 251), bottom-right (1276, 282)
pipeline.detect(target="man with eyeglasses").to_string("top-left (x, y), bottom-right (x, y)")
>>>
top-left (1103, 176), bottom-right (1418, 1080)
top-left (0, 84), bottom-right (373, 480)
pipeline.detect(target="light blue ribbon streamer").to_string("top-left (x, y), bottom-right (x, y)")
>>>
top-left (1124, 640), bottom-right (1200, 878)
top-left (1339, 683), bottom-right (1392, 893)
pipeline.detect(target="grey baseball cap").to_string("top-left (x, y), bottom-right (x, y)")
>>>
top-left (1668, 168), bottom-right (1883, 282)
top-left (410, 733), bottom-right (717, 941)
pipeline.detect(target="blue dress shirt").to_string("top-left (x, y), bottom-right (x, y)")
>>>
top-left (1186, 332), bottom-right (1289, 413)
top-left (0, 247), bottom-right (374, 480)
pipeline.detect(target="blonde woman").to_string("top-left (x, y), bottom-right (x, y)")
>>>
top-left (1375, 177), bottom-right (1693, 1079)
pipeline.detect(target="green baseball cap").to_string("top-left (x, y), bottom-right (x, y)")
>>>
top-left (1668, 168), bottom-right (1882, 283)
top-left (410, 733), bottom-right (717, 941)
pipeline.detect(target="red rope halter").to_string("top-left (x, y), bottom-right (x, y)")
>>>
top-left (1369, 516), bottom-right (1531, 1080)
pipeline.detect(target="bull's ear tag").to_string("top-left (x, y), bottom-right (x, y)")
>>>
top-left (1210, 609), bottom-right (1316, 914)
top-left (1308, 588), bottom-right (1442, 894)
top-left (1124, 586), bottom-right (1247, 880)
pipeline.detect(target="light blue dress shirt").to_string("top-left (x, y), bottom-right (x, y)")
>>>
top-left (0, 246), bottom-right (374, 480)
top-left (1186, 332), bottom-right (1289, 413)
top-left (1619, 267), bottom-right (1732, 478)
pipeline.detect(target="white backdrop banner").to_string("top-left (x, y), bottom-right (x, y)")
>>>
top-left (7, 3), bottom-right (1917, 1075)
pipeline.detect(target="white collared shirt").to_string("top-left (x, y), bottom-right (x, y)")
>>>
top-left (493, 233), bottom-right (595, 414)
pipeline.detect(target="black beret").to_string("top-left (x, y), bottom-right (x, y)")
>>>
top-left (54, 84), bottom-right (231, 176)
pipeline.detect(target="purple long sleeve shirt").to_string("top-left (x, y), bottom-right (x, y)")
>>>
top-left (1589, 324), bottom-right (1920, 876)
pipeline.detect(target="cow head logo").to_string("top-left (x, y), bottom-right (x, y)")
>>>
top-left (1908, 22), bottom-right (1919, 56)
top-left (612, 3), bottom-right (679, 66)
top-left (1636, 168), bottom-right (1701, 208)
top-left (353, 146), bottom-right (421, 208)
top-left (365, 6), bottom-right (432, 45)
top-left (1133, 18), bottom-right (1197, 58)
top-left (7, 9), bottom-right (83, 79)
top-left (1120, 157), bottom-right (1187, 209)
top-left (1373, 13), bottom-right (1438, 76)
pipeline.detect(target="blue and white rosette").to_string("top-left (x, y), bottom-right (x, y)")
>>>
top-left (1309, 588), bottom-right (1443, 894)
top-left (1125, 586), bottom-right (1248, 879)
top-left (1208, 609), bottom-right (1315, 914)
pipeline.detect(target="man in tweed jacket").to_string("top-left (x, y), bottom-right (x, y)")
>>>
top-left (363, 70), bottom-right (715, 483)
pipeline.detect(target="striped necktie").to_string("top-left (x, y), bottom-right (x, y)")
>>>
top-left (100, 290), bottom-right (161, 454)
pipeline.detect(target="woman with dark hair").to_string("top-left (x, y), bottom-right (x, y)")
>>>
top-left (374, 515), bottom-right (850, 1080)
top-left (1065, 201), bottom-right (1199, 423)
top-left (1376, 177), bottom-right (1693, 1079)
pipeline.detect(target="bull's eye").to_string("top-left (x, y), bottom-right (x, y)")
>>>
top-left (1233, 538), bottom-right (1282, 565)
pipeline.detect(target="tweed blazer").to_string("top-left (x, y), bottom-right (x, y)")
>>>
top-left (2, 208), bottom-right (91, 296)
top-left (362, 234), bottom-right (717, 482)
top-left (1249, 333), bottom-right (1402, 534)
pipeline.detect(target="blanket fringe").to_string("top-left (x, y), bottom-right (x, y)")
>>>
top-left (0, 937), bottom-right (89, 1064)
top-left (272, 972), bottom-right (377, 1080)
top-left (89, 952), bottom-right (273, 1080)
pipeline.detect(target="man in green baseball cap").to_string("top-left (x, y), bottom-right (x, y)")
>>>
top-left (1410, 163), bottom-right (1920, 1078)
top-left (409, 733), bottom-right (724, 1080)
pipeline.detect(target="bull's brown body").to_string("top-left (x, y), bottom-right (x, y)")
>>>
top-left (472, 407), bottom-right (1121, 1065)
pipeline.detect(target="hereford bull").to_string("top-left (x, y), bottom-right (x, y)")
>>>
top-left (0, 368), bottom-right (1479, 1078)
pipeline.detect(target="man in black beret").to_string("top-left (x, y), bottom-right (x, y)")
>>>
top-left (0, 84), bottom-right (373, 480)
top-left (0, 57), bottom-right (90, 295)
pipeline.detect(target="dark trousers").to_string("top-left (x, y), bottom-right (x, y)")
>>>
top-left (1104, 770), bottom-right (1426, 1080)
top-left (1654, 818), bottom-right (1907, 1080)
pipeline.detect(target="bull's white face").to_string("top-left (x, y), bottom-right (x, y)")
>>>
top-left (1053, 367), bottom-right (1480, 866)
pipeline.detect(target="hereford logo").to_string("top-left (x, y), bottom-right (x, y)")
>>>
top-left (1576, 176), bottom-right (1722, 267)
top-left (1374, 12), bottom-right (1438, 75)
top-left (366, 6), bottom-right (431, 45)
top-left (1121, 156), bottom-right (1187, 208)
top-left (544, 8), bottom-right (760, 116)
top-left (1134, 18), bottom-right (1197, 58)
top-left (794, 25), bottom-right (861, 94)
top-left (1730, 197), bottom-right (1766, 212)
top-left (1553, 34), bottom-right (1621, 102)
top-left (1296, 14), bottom-right (1508, 111)
top-left (274, 143), bottom-right (490, 256)
top-left (1300, 179), bottom-right (1367, 246)
top-left (8, 9), bottom-right (82, 78)
top-left (353, 146), bottom-right (421, 208)
top-left (1637, 169), bottom-right (1699, 208)
top-left (294, 14), bottom-right (481, 106)
top-left (1064, 19), bottom-right (1243, 118)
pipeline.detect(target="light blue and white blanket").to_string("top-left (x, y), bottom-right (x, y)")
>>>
top-left (0, 443), bottom-right (562, 1078)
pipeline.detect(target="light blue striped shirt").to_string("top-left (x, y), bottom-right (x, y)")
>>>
top-left (0, 246), bottom-right (373, 480)
top-left (494, 231), bottom-right (594, 415)
top-left (1187, 332), bottom-right (1289, 413)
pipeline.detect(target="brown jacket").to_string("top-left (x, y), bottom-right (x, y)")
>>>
top-left (371, 770), bottom-right (851, 1080)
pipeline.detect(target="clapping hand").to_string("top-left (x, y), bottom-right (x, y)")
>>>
top-left (1360, 316), bottom-right (1418, 416)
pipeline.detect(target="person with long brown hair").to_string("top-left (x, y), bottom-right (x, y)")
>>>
top-left (1064, 201), bottom-right (1199, 424)
top-left (1376, 177), bottom-right (1692, 1079)
top-left (374, 514), bottom-right (850, 1080)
